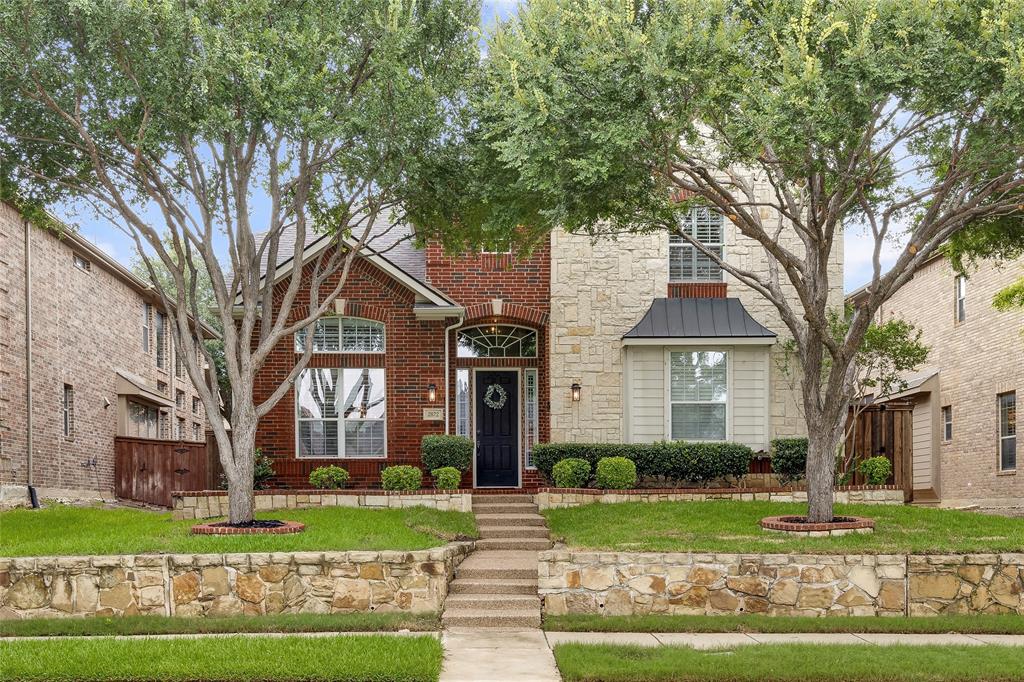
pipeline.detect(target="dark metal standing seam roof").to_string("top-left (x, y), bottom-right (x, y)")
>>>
top-left (623, 298), bottom-right (777, 339)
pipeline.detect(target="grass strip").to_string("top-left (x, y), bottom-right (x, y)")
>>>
top-left (543, 501), bottom-right (1024, 554)
top-left (0, 505), bottom-right (477, 557)
top-left (0, 633), bottom-right (442, 681)
top-left (553, 643), bottom-right (1024, 681)
top-left (0, 611), bottom-right (440, 638)
top-left (543, 614), bottom-right (1024, 635)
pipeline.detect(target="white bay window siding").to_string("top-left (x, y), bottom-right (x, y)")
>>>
top-left (624, 345), bottom-right (769, 451)
top-left (296, 368), bottom-right (386, 458)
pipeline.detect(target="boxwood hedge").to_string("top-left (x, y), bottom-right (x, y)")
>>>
top-left (532, 441), bottom-right (754, 488)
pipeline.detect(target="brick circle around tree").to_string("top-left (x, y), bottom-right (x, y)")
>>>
top-left (190, 520), bottom-right (305, 535)
top-left (760, 515), bottom-right (874, 536)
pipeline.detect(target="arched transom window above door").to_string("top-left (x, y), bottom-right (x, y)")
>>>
top-left (457, 325), bottom-right (538, 358)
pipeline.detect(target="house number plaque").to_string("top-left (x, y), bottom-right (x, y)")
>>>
top-left (422, 408), bottom-right (444, 421)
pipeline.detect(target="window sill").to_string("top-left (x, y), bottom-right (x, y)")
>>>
top-left (996, 469), bottom-right (1016, 476)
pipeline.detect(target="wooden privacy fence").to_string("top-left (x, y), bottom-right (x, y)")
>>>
top-left (843, 401), bottom-right (914, 497)
top-left (115, 436), bottom-right (214, 507)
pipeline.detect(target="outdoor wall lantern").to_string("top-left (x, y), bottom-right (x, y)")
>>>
top-left (427, 383), bottom-right (437, 403)
top-left (571, 383), bottom-right (582, 402)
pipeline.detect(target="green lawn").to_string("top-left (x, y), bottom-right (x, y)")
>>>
top-left (0, 612), bottom-right (439, 638)
top-left (0, 505), bottom-right (477, 557)
top-left (543, 501), bottom-right (1024, 554)
top-left (544, 614), bottom-right (1024, 635)
top-left (553, 643), bottom-right (1024, 681)
top-left (0, 634), bottom-right (442, 681)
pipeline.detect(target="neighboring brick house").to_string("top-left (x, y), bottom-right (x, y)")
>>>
top-left (0, 201), bottom-right (215, 502)
top-left (848, 254), bottom-right (1023, 511)
top-left (256, 174), bottom-right (832, 489)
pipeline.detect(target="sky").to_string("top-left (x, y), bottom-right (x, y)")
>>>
top-left (57, 0), bottom-right (897, 293)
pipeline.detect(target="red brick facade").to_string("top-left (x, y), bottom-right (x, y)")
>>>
top-left (254, 241), bottom-right (551, 489)
top-left (668, 282), bottom-right (728, 299)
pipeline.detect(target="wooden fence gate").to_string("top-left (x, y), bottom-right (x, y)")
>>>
top-left (844, 401), bottom-right (915, 499)
top-left (115, 437), bottom-right (213, 507)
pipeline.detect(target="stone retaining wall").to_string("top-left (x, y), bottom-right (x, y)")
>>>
top-left (539, 550), bottom-right (1023, 618)
top-left (0, 542), bottom-right (473, 620)
top-left (535, 486), bottom-right (904, 510)
top-left (172, 490), bottom-right (473, 520)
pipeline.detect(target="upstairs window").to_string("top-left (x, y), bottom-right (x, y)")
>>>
top-left (62, 384), bottom-right (74, 439)
top-left (941, 405), bottom-right (953, 442)
top-left (73, 254), bottom-right (91, 272)
top-left (155, 311), bottom-right (167, 369)
top-left (955, 275), bottom-right (967, 323)
top-left (669, 351), bottom-right (728, 441)
top-left (457, 325), bottom-right (538, 358)
top-left (999, 392), bottom-right (1016, 472)
top-left (142, 303), bottom-right (152, 353)
top-left (295, 317), bottom-right (385, 353)
top-left (175, 389), bottom-right (185, 409)
top-left (670, 208), bottom-right (725, 282)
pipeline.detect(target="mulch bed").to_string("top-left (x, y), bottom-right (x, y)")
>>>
top-left (190, 519), bottom-right (305, 535)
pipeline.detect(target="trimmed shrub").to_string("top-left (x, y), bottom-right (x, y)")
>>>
top-left (771, 437), bottom-right (808, 485)
top-left (536, 441), bottom-right (755, 488)
top-left (308, 465), bottom-right (349, 490)
top-left (859, 456), bottom-right (893, 485)
top-left (380, 465), bottom-right (423, 491)
top-left (431, 466), bottom-right (462, 491)
top-left (551, 458), bottom-right (591, 488)
top-left (595, 457), bottom-right (637, 489)
top-left (421, 435), bottom-right (472, 472)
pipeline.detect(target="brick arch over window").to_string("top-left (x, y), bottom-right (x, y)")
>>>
top-left (463, 302), bottom-right (548, 327)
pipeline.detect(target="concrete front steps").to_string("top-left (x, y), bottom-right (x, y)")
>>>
top-left (441, 494), bottom-right (552, 629)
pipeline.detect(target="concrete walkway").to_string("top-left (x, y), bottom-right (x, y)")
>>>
top-left (440, 629), bottom-right (560, 682)
top-left (544, 631), bottom-right (1024, 648)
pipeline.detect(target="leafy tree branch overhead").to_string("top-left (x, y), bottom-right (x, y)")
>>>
top-left (0, 0), bottom-right (482, 523)
top-left (418, 0), bottom-right (1024, 521)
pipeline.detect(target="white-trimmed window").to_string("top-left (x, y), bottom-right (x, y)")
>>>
top-left (455, 369), bottom-right (471, 438)
top-left (941, 405), bottom-right (953, 442)
top-left (296, 368), bottom-right (386, 458)
top-left (128, 400), bottom-right (161, 439)
top-left (999, 392), bottom-right (1016, 472)
top-left (155, 311), bottom-right (167, 369)
top-left (955, 275), bottom-right (967, 323)
top-left (142, 303), bottom-right (152, 353)
top-left (73, 254), bottom-right (91, 272)
top-left (457, 325), bottom-right (537, 358)
top-left (62, 384), bottom-right (74, 439)
top-left (295, 317), bottom-right (385, 353)
top-left (524, 369), bottom-right (539, 468)
top-left (669, 208), bottom-right (725, 282)
top-left (177, 417), bottom-right (186, 440)
top-left (669, 351), bottom-right (728, 441)
top-left (192, 422), bottom-right (202, 442)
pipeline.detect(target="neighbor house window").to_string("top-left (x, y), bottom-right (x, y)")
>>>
top-left (524, 369), bottom-right (538, 469)
top-left (175, 389), bottom-right (185, 409)
top-left (295, 317), bottom-right (385, 353)
top-left (62, 384), bottom-right (74, 438)
top-left (73, 254), bottom-right (91, 272)
top-left (455, 369), bottom-right (471, 438)
top-left (942, 405), bottom-right (953, 442)
top-left (177, 417), bottom-right (186, 440)
top-left (296, 368), bottom-right (386, 458)
top-left (175, 351), bottom-right (184, 378)
top-left (457, 325), bottom-right (537, 358)
top-left (669, 351), bottom-right (728, 440)
top-left (955, 275), bottom-right (967, 323)
top-left (142, 303), bottom-right (152, 353)
top-left (155, 311), bottom-right (167, 369)
top-left (192, 422), bottom-right (202, 442)
top-left (192, 396), bottom-right (200, 415)
top-left (128, 400), bottom-right (160, 439)
top-left (159, 410), bottom-right (169, 439)
top-left (999, 392), bottom-right (1016, 471)
top-left (669, 208), bottom-right (725, 282)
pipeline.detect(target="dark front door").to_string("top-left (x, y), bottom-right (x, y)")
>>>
top-left (475, 371), bottom-right (519, 487)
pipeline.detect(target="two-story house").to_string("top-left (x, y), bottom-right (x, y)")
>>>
top-left (0, 201), bottom-right (216, 503)
top-left (847, 254), bottom-right (1023, 512)
top-left (252, 178), bottom-right (839, 489)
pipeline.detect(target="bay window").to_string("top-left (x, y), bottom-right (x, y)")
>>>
top-left (297, 368), bottom-right (386, 458)
top-left (669, 350), bottom-right (728, 440)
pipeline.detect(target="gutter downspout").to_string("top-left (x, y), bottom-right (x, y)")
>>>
top-left (443, 313), bottom-right (465, 435)
top-left (23, 218), bottom-right (36, 502)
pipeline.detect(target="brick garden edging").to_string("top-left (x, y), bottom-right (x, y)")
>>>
top-left (190, 521), bottom-right (306, 535)
top-left (760, 515), bottom-right (875, 536)
top-left (535, 485), bottom-right (904, 510)
top-left (172, 490), bottom-right (473, 520)
top-left (0, 542), bottom-right (473, 620)
top-left (538, 550), bottom-right (1024, 618)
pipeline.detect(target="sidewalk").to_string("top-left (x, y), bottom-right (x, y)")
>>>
top-left (544, 631), bottom-right (1024, 649)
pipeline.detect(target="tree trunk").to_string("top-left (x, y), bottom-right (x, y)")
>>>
top-left (222, 407), bottom-right (259, 524)
top-left (805, 428), bottom-right (837, 523)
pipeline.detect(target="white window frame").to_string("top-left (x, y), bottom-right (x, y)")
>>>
top-left (192, 422), bottom-right (202, 442)
top-left (295, 368), bottom-right (387, 459)
top-left (73, 253), bottom-right (91, 272)
top-left (455, 368), bottom-right (471, 438)
top-left (456, 324), bottom-right (539, 359)
top-left (665, 348), bottom-right (731, 442)
top-left (669, 208), bottom-right (726, 283)
top-left (128, 400), bottom-right (161, 439)
top-left (955, 275), bottom-right (967, 323)
top-left (998, 391), bottom-right (1016, 472)
top-left (142, 303), bottom-right (151, 353)
top-left (524, 368), bottom-right (539, 469)
top-left (155, 311), bottom-right (167, 370)
top-left (941, 405), bottom-right (953, 442)
top-left (294, 317), bottom-right (386, 354)
top-left (62, 384), bottom-right (74, 439)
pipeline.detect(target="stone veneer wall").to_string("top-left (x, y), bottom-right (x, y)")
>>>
top-left (172, 490), bottom-right (473, 520)
top-left (0, 543), bottom-right (473, 620)
top-left (539, 550), bottom-right (1023, 618)
top-left (535, 487), bottom-right (904, 510)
